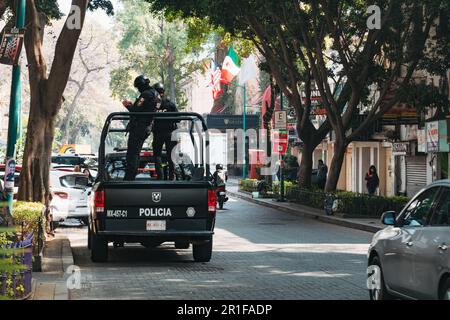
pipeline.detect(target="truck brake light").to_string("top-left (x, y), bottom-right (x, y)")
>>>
top-left (94, 191), bottom-right (105, 213)
top-left (208, 190), bottom-right (217, 213)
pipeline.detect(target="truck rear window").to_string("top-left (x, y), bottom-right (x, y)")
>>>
top-left (105, 154), bottom-right (199, 182)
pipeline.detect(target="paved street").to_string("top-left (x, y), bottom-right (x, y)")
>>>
top-left (61, 196), bottom-right (373, 300)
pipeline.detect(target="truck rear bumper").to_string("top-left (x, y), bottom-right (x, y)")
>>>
top-left (96, 230), bottom-right (214, 244)
top-left (97, 230), bottom-right (214, 237)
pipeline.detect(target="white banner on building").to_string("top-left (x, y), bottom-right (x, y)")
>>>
top-left (417, 129), bottom-right (426, 153)
top-left (426, 122), bottom-right (439, 152)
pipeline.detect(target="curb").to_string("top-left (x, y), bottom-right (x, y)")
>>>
top-left (59, 236), bottom-right (74, 300)
top-left (228, 190), bottom-right (383, 234)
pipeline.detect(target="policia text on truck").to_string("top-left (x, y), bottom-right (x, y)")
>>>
top-left (88, 110), bottom-right (217, 263)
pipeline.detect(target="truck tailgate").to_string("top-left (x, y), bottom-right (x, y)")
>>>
top-left (100, 182), bottom-right (212, 234)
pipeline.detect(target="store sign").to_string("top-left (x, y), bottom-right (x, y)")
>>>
top-left (207, 114), bottom-right (260, 130)
top-left (426, 121), bottom-right (439, 152)
top-left (393, 143), bottom-right (410, 156)
top-left (417, 129), bottom-right (426, 153)
top-left (0, 28), bottom-right (25, 65)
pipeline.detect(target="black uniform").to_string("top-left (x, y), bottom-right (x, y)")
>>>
top-left (152, 98), bottom-right (179, 180)
top-left (124, 88), bottom-right (159, 181)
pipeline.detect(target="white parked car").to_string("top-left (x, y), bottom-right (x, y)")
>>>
top-left (50, 170), bottom-right (91, 227)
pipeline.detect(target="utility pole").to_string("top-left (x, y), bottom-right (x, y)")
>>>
top-left (242, 84), bottom-right (247, 180)
top-left (4, 0), bottom-right (26, 214)
top-left (279, 91), bottom-right (286, 202)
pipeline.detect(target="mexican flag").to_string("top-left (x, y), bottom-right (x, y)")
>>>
top-left (221, 46), bottom-right (241, 84)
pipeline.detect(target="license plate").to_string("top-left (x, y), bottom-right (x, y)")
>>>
top-left (146, 220), bottom-right (166, 231)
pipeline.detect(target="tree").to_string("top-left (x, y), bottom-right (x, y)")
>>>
top-left (147, 0), bottom-right (331, 187)
top-left (57, 25), bottom-right (111, 144)
top-left (110, 0), bottom-right (202, 108)
top-left (147, 0), bottom-right (447, 191)
top-left (0, 0), bottom-right (112, 211)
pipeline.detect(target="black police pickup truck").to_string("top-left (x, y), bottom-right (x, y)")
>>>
top-left (88, 112), bottom-right (217, 262)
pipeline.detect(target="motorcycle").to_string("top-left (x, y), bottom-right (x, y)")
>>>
top-left (216, 185), bottom-right (228, 210)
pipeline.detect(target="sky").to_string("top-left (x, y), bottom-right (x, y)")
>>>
top-left (57, 0), bottom-right (121, 28)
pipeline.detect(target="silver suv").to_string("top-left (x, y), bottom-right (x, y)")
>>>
top-left (368, 180), bottom-right (450, 300)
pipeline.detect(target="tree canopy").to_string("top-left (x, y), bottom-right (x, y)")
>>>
top-left (147, 0), bottom-right (449, 190)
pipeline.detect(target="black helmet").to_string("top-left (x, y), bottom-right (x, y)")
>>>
top-left (153, 83), bottom-right (165, 95)
top-left (216, 164), bottom-right (223, 171)
top-left (134, 75), bottom-right (150, 92)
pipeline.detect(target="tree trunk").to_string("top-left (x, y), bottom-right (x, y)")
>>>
top-left (298, 144), bottom-right (314, 188)
top-left (18, 0), bottom-right (88, 211)
top-left (325, 139), bottom-right (347, 192)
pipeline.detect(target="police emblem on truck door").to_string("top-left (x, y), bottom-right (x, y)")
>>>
top-left (152, 192), bottom-right (162, 203)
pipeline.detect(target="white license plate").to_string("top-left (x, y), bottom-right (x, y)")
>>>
top-left (146, 220), bottom-right (166, 231)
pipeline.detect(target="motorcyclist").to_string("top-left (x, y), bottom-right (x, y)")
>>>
top-left (122, 75), bottom-right (161, 181)
top-left (213, 164), bottom-right (228, 207)
top-left (213, 164), bottom-right (227, 187)
top-left (152, 83), bottom-right (179, 180)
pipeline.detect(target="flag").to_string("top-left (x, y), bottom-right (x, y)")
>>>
top-left (221, 46), bottom-right (241, 84)
top-left (238, 55), bottom-right (258, 86)
top-left (209, 60), bottom-right (223, 100)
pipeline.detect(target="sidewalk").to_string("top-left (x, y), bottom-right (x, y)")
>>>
top-left (30, 235), bottom-right (73, 300)
top-left (227, 178), bottom-right (384, 233)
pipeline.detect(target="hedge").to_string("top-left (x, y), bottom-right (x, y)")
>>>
top-left (239, 179), bottom-right (410, 218)
top-left (12, 202), bottom-right (45, 256)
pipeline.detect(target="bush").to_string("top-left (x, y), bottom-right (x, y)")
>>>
top-left (285, 187), bottom-right (410, 218)
top-left (0, 227), bottom-right (28, 300)
top-left (272, 181), bottom-right (295, 195)
top-left (239, 179), bottom-right (259, 192)
top-left (12, 202), bottom-right (45, 256)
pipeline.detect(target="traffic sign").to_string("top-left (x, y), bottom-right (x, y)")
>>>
top-left (274, 111), bottom-right (287, 129)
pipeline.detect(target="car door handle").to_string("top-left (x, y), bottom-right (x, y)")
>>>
top-left (406, 242), bottom-right (413, 247)
top-left (439, 244), bottom-right (448, 251)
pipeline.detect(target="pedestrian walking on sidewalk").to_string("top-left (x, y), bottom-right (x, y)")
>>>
top-left (317, 160), bottom-right (328, 190)
top-left (365, 165), bottom-right (380, 196)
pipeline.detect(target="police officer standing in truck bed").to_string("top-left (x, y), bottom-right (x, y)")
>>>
top-left (152, 83), bottom-right (179, 181)
top-left (122, 75), bottom-right (161, 181)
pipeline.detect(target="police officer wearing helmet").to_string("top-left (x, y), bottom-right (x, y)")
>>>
top-left (122, 75), bottom-right (161, 181)
top-left (152, 83), bottom-right (179, 180)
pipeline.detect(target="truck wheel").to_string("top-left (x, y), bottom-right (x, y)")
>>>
top-left (91, 233), bottom-right (108, 262)
top-left (175, 241), bottom-right (190, 249)
top-left (193, 239), bottom-right (213, 262)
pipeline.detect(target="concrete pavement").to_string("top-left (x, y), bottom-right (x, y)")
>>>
top-left (60, 196), bottom-right (373, 300)
top-left (30, 235), bottom-right (73, 300)
top-left (226, 179), bottom-right (384, 233)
